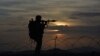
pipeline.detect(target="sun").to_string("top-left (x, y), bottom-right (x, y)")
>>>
top-left (53, 21), bottom-right (70, 26)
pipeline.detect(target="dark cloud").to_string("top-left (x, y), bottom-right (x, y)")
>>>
top-left (46, 25), bottom-right (100, 38)
top-left (0, 0), bottom-right (37, 7)
top-left (71, 12), bottom-right (100, 18)
top-left (0, 1), bottom-right (21, 7)
top-left (0, 9), bottom-right (10, 16)
top-left (68, 12), bottom-right (100, 26)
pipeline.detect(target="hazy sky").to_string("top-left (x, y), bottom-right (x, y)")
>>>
top-left (0, 0), bottom-right (100, 52)
top-left (0, 0), bottom-right (100, 26)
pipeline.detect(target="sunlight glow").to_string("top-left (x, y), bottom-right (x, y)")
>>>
top-left (46, 29), bottom-right (59, 32)
top-left (53, 21), bottom-right (70, 26)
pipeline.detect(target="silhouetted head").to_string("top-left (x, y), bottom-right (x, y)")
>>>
top-left (35, 15), bottom-right (42, 21)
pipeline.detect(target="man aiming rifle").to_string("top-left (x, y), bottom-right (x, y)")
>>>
top-left (28, 15), bottom-right (56, 55)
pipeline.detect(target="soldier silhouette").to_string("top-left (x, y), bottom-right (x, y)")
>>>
top-left (28, 15), bottom-right (48, 55)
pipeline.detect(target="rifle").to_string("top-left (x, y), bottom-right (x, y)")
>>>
top-left (41, 20), bottom-right (57, 27)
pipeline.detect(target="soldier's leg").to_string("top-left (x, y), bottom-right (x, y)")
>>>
top-left (35, 38), bottom-right (42, 55)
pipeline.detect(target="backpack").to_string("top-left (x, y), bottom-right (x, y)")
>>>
top-left (28, 20), bottom-right (45, 41)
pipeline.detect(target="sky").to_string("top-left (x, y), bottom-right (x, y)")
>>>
top-left (0, 0), bottom-right (100, 52)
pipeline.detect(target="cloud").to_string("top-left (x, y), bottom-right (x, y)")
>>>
top-left (0, 0), bottom-right (100, 32)
top-left (70, 12), bottom-right (100, 18)
top-left (48, 25), bottom-right (100, 36)
top-left (68, 11), bottom-right (100, 26)
top-left (0, 9), bottom-right (10, 16)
